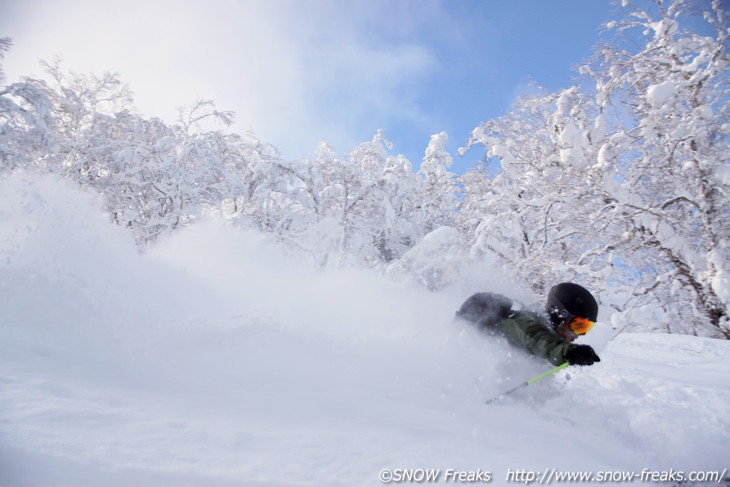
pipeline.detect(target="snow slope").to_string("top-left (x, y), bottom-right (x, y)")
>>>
top-left (1, 173), bottom-right (728, 487)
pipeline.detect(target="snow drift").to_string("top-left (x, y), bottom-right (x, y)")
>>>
top-left (1, 172), bottom-right (728, 486)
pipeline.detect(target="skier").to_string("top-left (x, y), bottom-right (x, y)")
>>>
top-left (457, 282), bottom-right (601, 366)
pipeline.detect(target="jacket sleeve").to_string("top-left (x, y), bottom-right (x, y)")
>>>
top-left (496, 312), bottom-right (571, 366)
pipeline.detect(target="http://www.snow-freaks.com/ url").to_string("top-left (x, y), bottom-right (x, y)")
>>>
top-left (378, 467), bottom-right (728, 484)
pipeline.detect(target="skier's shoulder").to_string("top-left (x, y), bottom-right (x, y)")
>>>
top-left (506, 309), bottom-right (543, 322)
top-left (502, 309), bottom-right (551, 331)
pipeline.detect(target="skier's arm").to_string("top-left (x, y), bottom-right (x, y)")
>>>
top-left (497, 314), bottom-right (573, 366)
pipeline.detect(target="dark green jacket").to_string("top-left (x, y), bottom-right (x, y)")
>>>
top-left (495, 311), bottom-right (572, 366)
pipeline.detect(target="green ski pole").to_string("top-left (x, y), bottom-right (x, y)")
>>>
top-left (485, 362), bottom-right (569, 404)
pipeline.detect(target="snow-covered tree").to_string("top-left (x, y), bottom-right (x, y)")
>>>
top-left (579, 0), bottom-right (730, 337)
top-left (0, 37), bottom-right (7, 85)
top-left (377, 152), bottom-right (421, 263)
top-left (417, 131), bottom-right (459, 234)
top-left (29, 60), bottom-right (133, 180)
top-left (462, 0), bottom-right (729, 338)
top-left (0, 39), bottom-right (56, 169)
top-left (461, 85), bottom-right (610, 294)
top-left (334, 131), bottom-right (407, 266)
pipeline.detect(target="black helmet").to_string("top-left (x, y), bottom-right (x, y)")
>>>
top-left (546, 282), bottom-right (598, 327)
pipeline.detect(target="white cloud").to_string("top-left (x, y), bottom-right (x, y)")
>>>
top-left (0, 0), bottom-right (441, 158)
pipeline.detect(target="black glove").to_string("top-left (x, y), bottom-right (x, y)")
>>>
top-left (565, 344), bottom-right (601, 366)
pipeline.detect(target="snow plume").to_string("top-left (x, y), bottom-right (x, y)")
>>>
top-left (2, 172), bottom-right (729, 486)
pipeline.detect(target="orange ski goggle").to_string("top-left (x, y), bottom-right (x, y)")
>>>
top-left (569, 316), bottom-right (595, 335)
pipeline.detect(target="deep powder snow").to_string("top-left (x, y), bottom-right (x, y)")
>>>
top-left (1, 173), bottom-right (728, 486)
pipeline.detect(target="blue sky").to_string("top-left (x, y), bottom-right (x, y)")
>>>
top-left (0, 0), bottom-right (618, 173)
